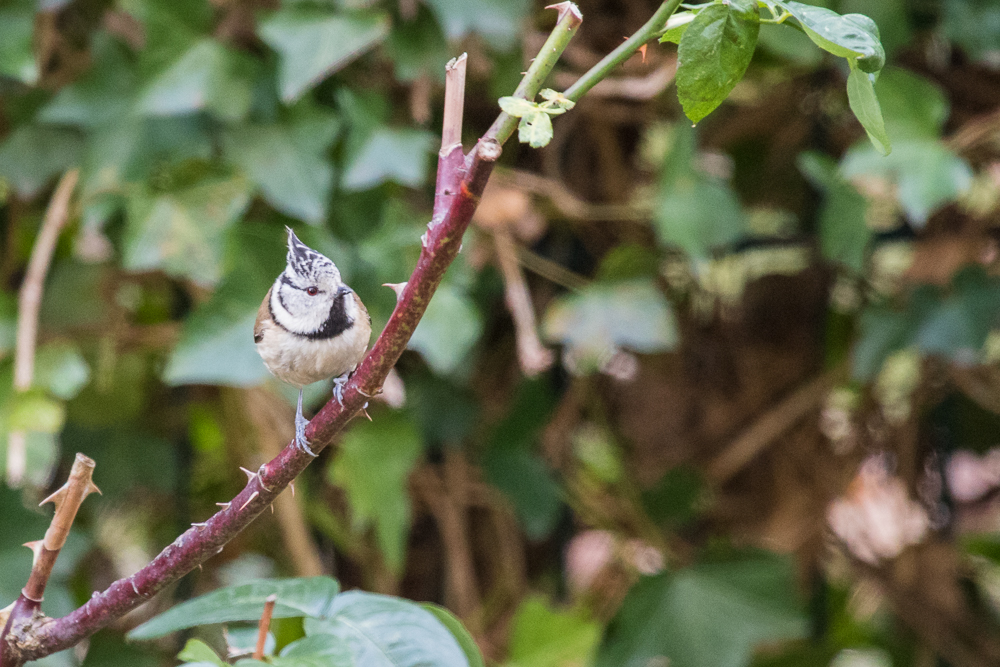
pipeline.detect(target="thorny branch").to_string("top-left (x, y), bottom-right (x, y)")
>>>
top-left (0, 1), bottom-right (680, 662)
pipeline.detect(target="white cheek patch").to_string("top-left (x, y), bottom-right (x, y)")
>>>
top-left (271, 281), bottom-right (338, 335)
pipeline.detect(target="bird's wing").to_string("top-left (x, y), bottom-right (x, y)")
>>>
top-left (254, 286), bottom-right (273, 344)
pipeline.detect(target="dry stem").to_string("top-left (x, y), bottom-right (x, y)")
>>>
top-left (252, 595), bottom-right (277, 660)
top-left (8, 170), bottom-right (79, 487)
top-left (493, 230), bottom-right (554, 376)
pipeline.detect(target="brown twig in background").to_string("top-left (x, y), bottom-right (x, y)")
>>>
top-left (8, 169), bottom-right (79, 488)
top-left (0, 455), bottom-right (99, 647)
top-left (252, 594), bottom-right (277, 661)
top-left (493, 230), bottom-right (554, 376)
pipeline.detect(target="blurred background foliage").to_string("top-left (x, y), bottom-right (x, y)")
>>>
top-left (2, 0), bottom-right (1000, 665)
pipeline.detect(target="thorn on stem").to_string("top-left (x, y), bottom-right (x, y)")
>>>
top-left (240, 491), bottom-right (260, 511)
top-left (383, 282), bottom-right (408, 302)
top-left (240, 467), bottom-right (257, 482)
top-left (216, 501), bottom-right (231, 509)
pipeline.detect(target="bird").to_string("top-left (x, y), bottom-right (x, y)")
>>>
top-left (254, 228), bottom-right (371, 456)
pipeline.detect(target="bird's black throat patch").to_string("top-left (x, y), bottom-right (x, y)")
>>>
top-left (305, 291), bottom-right (352, 340)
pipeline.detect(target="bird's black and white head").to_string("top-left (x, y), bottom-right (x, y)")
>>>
top-left (270, 228), bottom-right (358, 339)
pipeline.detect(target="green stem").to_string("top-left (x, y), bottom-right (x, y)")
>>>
top-left (564, 0), bottom-right (682, 102)
top-left (485, 2), bottom-right (583, 145)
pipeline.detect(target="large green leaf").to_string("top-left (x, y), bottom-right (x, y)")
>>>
top-left (0, 125), bottom-right (84, 199)
top-left (483, 448), bottom-right (562, 540)
top-left (408, 281), bottom-right (483, 375)
top-left (129, 577), bottom-right (342, 640)
top-left (33, 343), bottom-right (91, 400)
top-left (780, 1), bottom-right (885, 72)
top-left (40, 35), bottom-right (139, 128)
top-left (543, 280), bottom-right (678, 369)
top-left (595, 551), bottom-right (808, 667)
top-left (422, 0), bottom-right (531, 49)
top-left (305, 590), bottom-right (469, 667)
top-left (138, 39), bottom-right (255, 121)
top-left (676, 0), bottom-right (759, 124)
top-left (271, 634), bottom-right (353, 667)
top-left (123, 174), bottom-right (251, 286)
top-left (505, 596), bottom-right (600, 667)
top-left (224, 106), bottom-right (340, 224)
top-left (871, 68), bottom-right (948, 141)
top-left (260, 7), bottom-right (389, 103)
top-left (341, 128), bottom-right (435, 192)
top-left (329, 413), bottom-right (422, 573)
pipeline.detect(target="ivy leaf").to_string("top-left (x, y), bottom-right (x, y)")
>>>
top-left (138, 39), bottom-right (256, 122)
top-left (595, 551), bottom-right (808, 667)
top-left (422, 605), bottom-right (486, 667)
top-left (543, 280), bottom-right (678, 369)
top-left (0, 125), bottom-right (84, 199)
top-left (422, 0), bottom-right (531, 50)
top-left (273, 634), bottom-right (352, 667)
top-left (780, 1), bottom-right (885, 73)
top-left (40, 35), bottom-right (138, 128)
top-left (260, 7), bottom-right (389, 103)
top-left (846, 64), bottom-right (891, 156)
top-left (341, 128), bottom-right (435, 191)
top-left (329, 413), bottom-right (422, 573)
top-left (129, 578), bottom-right (342, 640)
top-left (408, 282), bottom-right (483, 374)
top-left (223, 106), bottom-right (340, 224)
top-left (676, 0), bottom-right (760, 124)
top-left (305, 591), bottom-right (470, 667)
top-left (518, 110), bottom-right (554, 149)
top-left (123, 174), bottom-right (251, 286)
top-left (33, 343), bottom-right (91, 400)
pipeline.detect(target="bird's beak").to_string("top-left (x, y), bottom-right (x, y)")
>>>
top-left (337, 285), bottom-right (352, 297)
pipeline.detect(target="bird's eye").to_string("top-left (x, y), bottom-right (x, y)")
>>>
top-left (306, 286), bottom-right (319, 296)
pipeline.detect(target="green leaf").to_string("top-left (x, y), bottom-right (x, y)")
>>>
top-left (942, 0), bottom-right (1000, 63)
top-left (128, 577), bottom-right (342, 640)
top-left (780, 1), bottom-right (885, 72)
top-left (539, 89), bottom-right (575, 111)
top-left (0, 2), bottom-right (37, 84)
top-left (33, 343), bottom-right (91, 400)
top-left (852, 305), bottom-right (914, 381)
top-left (659, 11), bottom-right (696, 44)
top-left (409, 282), bottom-right (483, 375)
top-left (797, 152), bottom-right (871, 272)
top-left (846, 65), bottom-right (891, 156)
top-left (329, 413), bottom-right (422, 572)
top-left (260, 7), bottom-right (389, 103)
top-left (225, 626), bottom-right (275, 659)
top-left (177, 639), bottom-right (227, 667)
top-left (385, 8), bottom-right (450, 82)
top-left (0, 125), bottom-right (84, 199)
top-left (595, 551), bottom-right (808, 667)
top-left (841, 141), bottom-right (972, 226)
top-left (341, 128), bottom-right (435, 191)
top-left (305, 590), bottom-right (470, 667)
top-left (498, 96), bottom-right (537, 117)
top-left (544, 280), bottom-right (678, 369)
top-left (422, 604), bottom-right (485, 667)
top-left (422, 0), bottom-right (531, 49)
top-left (123, 174), bottom-right (251, 286)
top-left (40, 34), bottom-right (139, 128)
top-left (871, 68), bottom-right (948, 141)
top-left (273, 634), bottom-right (353, 667)
top-left (676, 0), bottom-right (760, 124)
top-left (223, 107), bottom-right (340, 224)
top-left (505, 596), bottom-right (600, 667)
top-left (518, 110), bottom-right (554, 148)
top-left (138, 39), bottom-right (256, 121)
top-left (8, 393), bottom-right (65, 434)
top-left (483, 447), bottom-right (562, 540)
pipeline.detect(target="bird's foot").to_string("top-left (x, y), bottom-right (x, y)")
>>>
top-left (294, 411), bottom-right (317, 457)
top-left (333, 372), bottom-right (351, 407)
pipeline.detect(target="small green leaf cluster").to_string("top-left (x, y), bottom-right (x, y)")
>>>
top-left (129, 577), bottom-right (483, 667)
top-left (498, 90), bottom-right (576, 148)
top-left (661, 0), bottom-right (890, 154)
